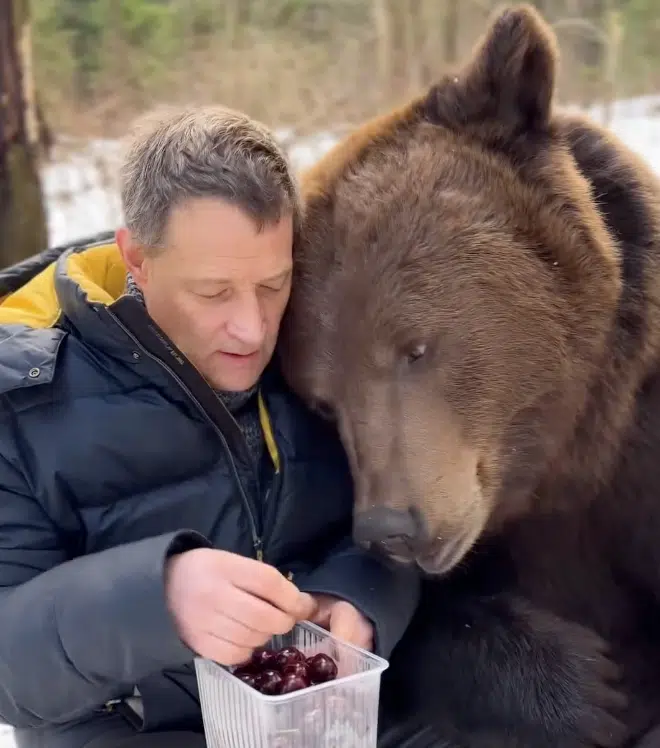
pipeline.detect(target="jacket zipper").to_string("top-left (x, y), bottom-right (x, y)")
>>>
top-left (106, 309), bottom-right (264, 561)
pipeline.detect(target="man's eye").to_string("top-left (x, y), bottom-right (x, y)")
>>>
top-left (197, 289), bottom-right (230, 299)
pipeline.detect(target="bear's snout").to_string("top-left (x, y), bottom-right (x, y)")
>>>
top-left (353, 505), bottom-right (426, 563)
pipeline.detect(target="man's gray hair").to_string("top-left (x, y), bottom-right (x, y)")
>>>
top-left (119, 105), bottom-right (301, 252)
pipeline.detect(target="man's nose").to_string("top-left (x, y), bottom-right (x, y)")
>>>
top-left (226, 296), bottom-right (266, 347)
top-left (353, 506), bottom-right (423, 558)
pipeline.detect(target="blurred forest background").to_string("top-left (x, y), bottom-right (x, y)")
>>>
top-left (1, 0), bottom-right (659, 271)
top-left (31, 0), bottom-right (660, 137)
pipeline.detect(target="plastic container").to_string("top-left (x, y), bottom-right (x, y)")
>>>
top-left (194, 620), bottom-right (389, 748)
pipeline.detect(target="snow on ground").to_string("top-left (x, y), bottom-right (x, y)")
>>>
top-left (0, 95), bottom-right (658, 748)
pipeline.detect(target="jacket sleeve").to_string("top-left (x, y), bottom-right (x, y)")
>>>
top-left (294, 533), bottom-right (421, 659)
top-left (0, 448), bottom-right (210, 729)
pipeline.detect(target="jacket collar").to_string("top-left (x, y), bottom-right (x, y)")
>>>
top-left (0, 239), bottom-right (295, 469)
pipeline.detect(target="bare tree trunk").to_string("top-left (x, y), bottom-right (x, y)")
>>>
top-left (601, 5), bottom-right (623, 127)
top-left (443, 0), bottom-right (459, 66)
top-left (224, 0), bottom-right (242, 102)
top-left (0, 0), bottom-right (48, 269)
top-left (371, 0), bottom-right (393, 101)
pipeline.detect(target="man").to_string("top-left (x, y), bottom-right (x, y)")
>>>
top-left (0, 106), bottom-right (420, 748)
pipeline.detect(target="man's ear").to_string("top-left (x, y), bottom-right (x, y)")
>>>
top-left (116, 227), bottom-right (148, 286)
top-left (422, 3), bottom-right (558, 142)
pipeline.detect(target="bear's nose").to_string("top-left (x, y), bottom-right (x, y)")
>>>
top-left (353, 506), bottom-right (422, 559)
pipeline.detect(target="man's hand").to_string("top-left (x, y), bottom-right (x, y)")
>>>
top-left (308, 594), bottom-right (374, 651)
top-left (165, 548), bottom-right (316, 666)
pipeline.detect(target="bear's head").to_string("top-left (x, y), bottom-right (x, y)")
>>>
top-left (278, 4), bottom-right (624, 575)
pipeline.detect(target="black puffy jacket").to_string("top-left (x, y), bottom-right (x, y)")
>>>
top-left (0, 235), bottom-right (420, 745)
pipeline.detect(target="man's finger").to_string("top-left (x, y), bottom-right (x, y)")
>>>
top-left (308, 598), bottom-right (332, 629)
top-left (216, 585), bottom-right (297, 636)
top-left (225, 555), bottom-right (316, 620)
top-left (197, 633), bottom-right (254, 667)
top-left (246, 567), bottom-right (316, 620)
top-left (202, 611), bottom-right (273, 650)
top-left (330, 601), bottom-right (373, 650)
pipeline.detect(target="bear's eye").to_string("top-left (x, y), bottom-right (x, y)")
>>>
top-left (312, 399), bottom-right (336, 422)
top-left (405, 343), bottom-right (428, 365)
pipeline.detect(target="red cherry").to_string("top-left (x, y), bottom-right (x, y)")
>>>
top-left (306, 653), bottom-right (338, 683)
top-left (251, 646), bottom-right (277, 671)
top-left (280, 673), bottom-right (309, 694)
top-left (233, 662), bottom-right (257, 676)
top-left (255, 669), bottom-right (283, 695)
top-left (282, 661), bottom-right (310, 680)
top-left (236, 671), bottom-right (258, 689)
top-left (274, 646), bottom-right (305, 671)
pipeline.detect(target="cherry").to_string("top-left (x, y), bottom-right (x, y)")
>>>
top-left (282, 661), bottom-right (310, 680)
top-left (236, 671), bottom-right (258, 689)
top-left (306, 653), bottom-right (338, 683)
top-left (231, 645), bottom-right (340, 695)
top-left (251, 646), bottom-right (277, 671)
top-left (274, 646), bottom-right (305, 671)
top-left (233, 662), bottom-right (258, 676)
top-left (280, 673), bottom-right (309, 694)
top-left (255, 669), bottom-right (283, 695)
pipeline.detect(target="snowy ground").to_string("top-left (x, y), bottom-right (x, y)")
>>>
top-left (0, 95), bottom-right (658, 748)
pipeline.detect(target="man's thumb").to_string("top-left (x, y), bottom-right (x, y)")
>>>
top-left (330, 602), bottom-right (371, 648)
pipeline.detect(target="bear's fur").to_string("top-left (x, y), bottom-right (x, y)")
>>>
top-left (277, 4), bottom-right (660, 747)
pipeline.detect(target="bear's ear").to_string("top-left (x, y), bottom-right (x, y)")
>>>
top-left (423, 4), bottom-right (558, 140)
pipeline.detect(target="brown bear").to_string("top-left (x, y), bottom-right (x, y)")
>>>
top-left (277, 4), bottom-right (660, 747)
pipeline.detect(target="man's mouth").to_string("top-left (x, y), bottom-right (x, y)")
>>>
top-left (219, 350), bottom-right (259, 359)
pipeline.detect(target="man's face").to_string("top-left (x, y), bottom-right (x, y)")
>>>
top-left (118, 197), bottom-right (293, 391)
